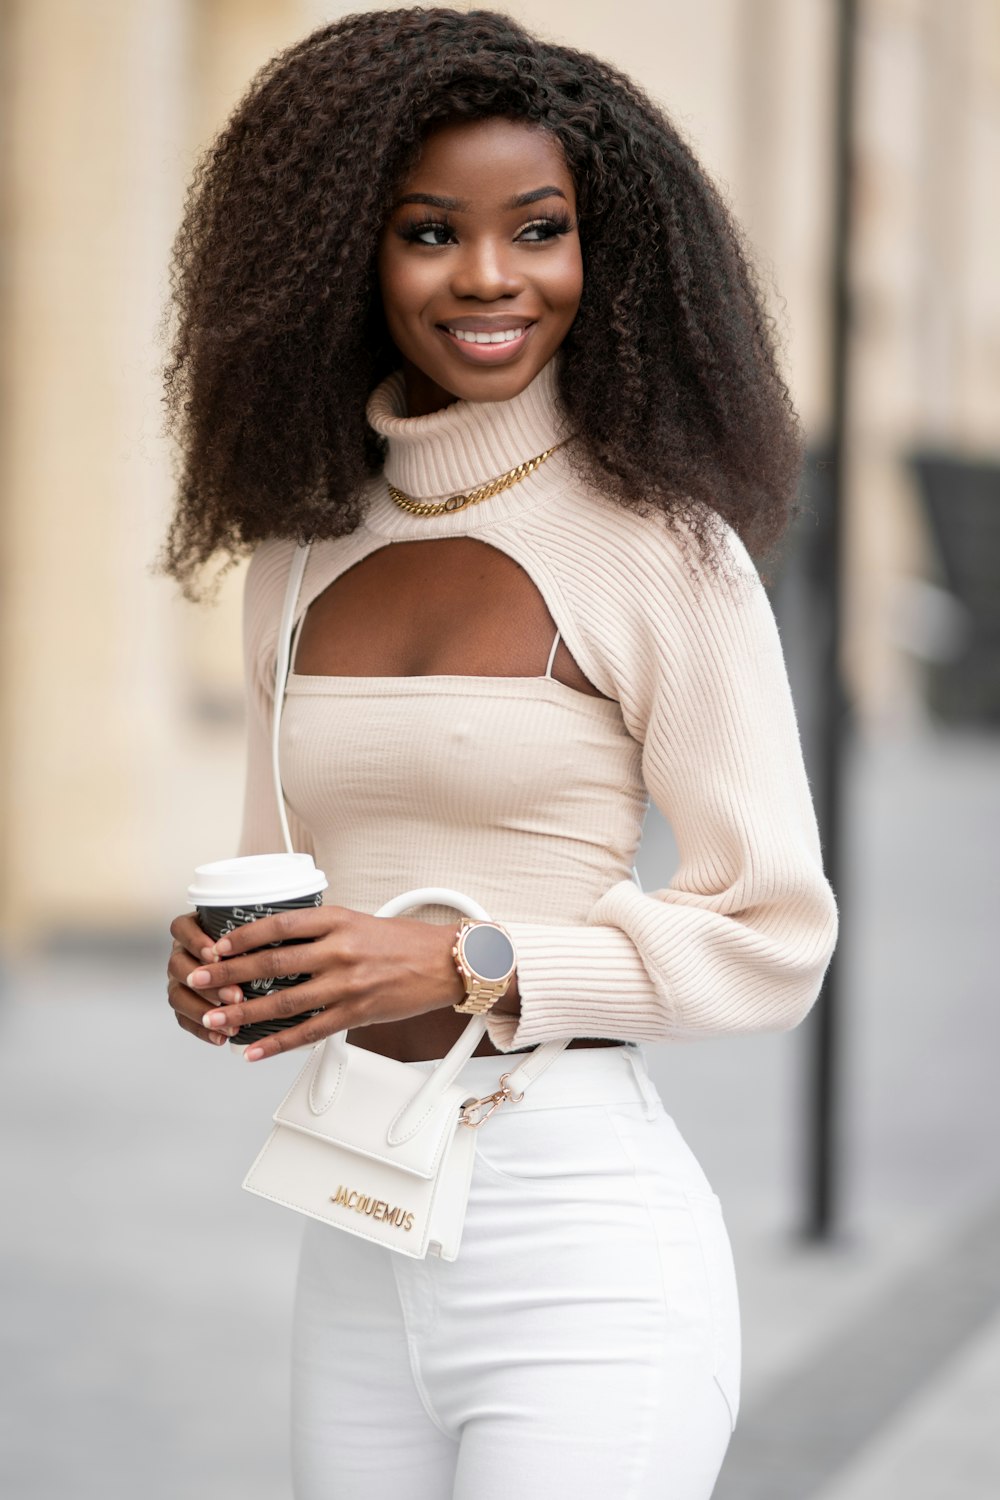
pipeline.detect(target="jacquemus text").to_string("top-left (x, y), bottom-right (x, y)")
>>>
top-left (331, 1186), bottom-right (415, 1232)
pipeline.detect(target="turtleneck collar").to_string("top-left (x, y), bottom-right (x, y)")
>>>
top-left (363, 357), bottom-right (572, 535)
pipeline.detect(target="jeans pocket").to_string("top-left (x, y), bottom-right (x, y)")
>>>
top-left (472, 1104), bottom-right (634, 1189)
top-left (684, 1190), bottom-right (742, 1431)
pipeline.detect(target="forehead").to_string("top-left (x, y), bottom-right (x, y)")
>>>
top-left (397, 117), bottom-right (574, 201)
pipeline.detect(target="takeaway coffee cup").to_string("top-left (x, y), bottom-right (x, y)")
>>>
top-left (187, 853), bottom-right (328, 1046)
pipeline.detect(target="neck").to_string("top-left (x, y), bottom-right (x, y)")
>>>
top-left (365, 355), bottom-right (570, 503)
top-left (399, 359), bottom-right (460, 419)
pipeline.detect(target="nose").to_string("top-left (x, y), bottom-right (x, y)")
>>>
top-left (449, 235), bottom-right (523, 301)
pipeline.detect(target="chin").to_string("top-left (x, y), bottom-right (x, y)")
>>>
top-left (436, 358), bottom-right (549, 404)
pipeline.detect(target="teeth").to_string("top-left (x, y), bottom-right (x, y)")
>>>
top-left (449, 327), bottom-right (527, 344)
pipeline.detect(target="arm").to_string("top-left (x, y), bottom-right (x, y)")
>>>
top-left (485, 525), bottom-right (838, 1051)
top-left (167, 543), bottom-right (316, 1047)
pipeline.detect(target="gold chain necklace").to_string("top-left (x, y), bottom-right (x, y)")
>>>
top-left (386, 441), bottom-right (565, 517)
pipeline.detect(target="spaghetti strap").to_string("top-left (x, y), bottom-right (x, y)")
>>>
top-left (543, 629), bottom-right (561, 680)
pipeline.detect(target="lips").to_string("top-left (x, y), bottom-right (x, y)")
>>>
top-left (440, 317), bottom-right (536, 334)
top-left (436, 319), bottom-right (536, 363)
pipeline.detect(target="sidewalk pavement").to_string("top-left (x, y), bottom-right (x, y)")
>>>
top-left (1, 727), bottom-right (997, 1499)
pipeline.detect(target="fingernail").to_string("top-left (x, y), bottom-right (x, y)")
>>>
top-left (219, 987), bottom-right (242, 1003)
top-left (200, 945), bottom-right (218, 962)
top-left (209, 1032), bottom-right (225, 1046)
top-left (216, 938), bottom-right (232, 955)
top-left (188, 969), bottom-right (211, 987)
top-left (245, 1047), bottom-right (265, 1062)
top-left (203, 1010), bottom-right (226, 1028)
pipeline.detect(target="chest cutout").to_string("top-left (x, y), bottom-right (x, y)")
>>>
top-left (293, 537), bottom-right (611, 699)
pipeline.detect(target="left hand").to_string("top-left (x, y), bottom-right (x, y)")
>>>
top-left (185, 905), bottom-right (467, 1060)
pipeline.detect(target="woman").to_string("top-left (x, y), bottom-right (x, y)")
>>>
top-left (162, 9), bottom-right (837, 1497)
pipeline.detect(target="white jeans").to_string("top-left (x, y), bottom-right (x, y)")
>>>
top-left (290, 1044), bottom-right (740, 1499)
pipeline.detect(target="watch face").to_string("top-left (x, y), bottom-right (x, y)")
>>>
top-left (463, 923), bottom-right (515, 981)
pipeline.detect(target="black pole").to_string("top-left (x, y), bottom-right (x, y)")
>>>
top-left (802, 0), bottom-right (858, 1241)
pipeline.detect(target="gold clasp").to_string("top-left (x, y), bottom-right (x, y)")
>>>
top-left (460, 1072), bottom-right (525, 1129)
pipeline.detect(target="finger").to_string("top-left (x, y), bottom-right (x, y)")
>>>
top-left (194, 907), bottom-right (335, 962)
top-left (174, 1009), bottom-right (230, 1047)
top-left (199, 981), bottom-right (330, 1036)
top-left (241, 1005), bottom-right (346, 1062)
top-left (185, 942), bottom-right (325, 992)
top-left (171, 937), bottom-right (211, 967)
top-left (170, 912), bottom-right (214, 951)
top-left (167, 950), bottom-right (243, 1004)
top-left (168, 981), bottom-right (241, 1036)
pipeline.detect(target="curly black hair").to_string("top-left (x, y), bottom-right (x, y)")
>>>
top-left (159, 6), bottom-right (803, 597)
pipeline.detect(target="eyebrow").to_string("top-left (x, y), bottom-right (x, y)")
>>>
top-left (392, 186), bottom-right (568, 212)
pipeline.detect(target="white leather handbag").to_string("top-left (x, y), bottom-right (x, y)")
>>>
top-left (242, 544), bottom-right (569, 1260)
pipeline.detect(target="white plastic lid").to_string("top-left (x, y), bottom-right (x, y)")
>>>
top-left (187, 852), bottom-right (327, 907)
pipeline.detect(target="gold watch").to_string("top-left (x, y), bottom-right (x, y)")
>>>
top-left (451, 920), bottom-right (517, 1015)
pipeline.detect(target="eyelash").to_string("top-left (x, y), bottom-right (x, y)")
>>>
top-left (397, 212), bottom-right (575, 247)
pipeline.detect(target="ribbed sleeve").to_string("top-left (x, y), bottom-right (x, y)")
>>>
top-left (483, 519), bottom-right (837, 1050)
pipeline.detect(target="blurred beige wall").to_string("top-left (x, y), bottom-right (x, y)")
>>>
top-left (1, 0), bottom-right (997, 941)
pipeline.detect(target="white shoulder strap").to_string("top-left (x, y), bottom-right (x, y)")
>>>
top-left (271, 543), bottom-right (313, 854)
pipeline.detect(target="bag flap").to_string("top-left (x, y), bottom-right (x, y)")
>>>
top-left (271, 1041), bottom-right (470, 1180)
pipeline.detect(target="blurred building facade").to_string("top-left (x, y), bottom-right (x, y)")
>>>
top-left (0, 0), bottom-right (997, 942)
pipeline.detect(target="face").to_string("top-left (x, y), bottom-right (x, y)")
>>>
top-left (377, 117), bottom-right (583, 416)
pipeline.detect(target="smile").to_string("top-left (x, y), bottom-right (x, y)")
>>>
top-left (448, 327), bottom-right (525, 344)
top-left (437, 322), bottom-right (535, 363)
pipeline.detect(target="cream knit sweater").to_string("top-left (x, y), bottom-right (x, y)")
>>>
top-left (238, 358), bottom-right (838, 1052)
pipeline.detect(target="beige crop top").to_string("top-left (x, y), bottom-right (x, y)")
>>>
top-left (239, 357), bottom-right (838, 1053)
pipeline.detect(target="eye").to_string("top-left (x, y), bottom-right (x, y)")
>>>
top-left (397, 219), bottom-right (455, 247)
top-left (515, 214), bottom-right (575, 243)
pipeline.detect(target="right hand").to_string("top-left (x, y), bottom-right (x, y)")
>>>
top-left (167, 912), bottom-right (245, 1046)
